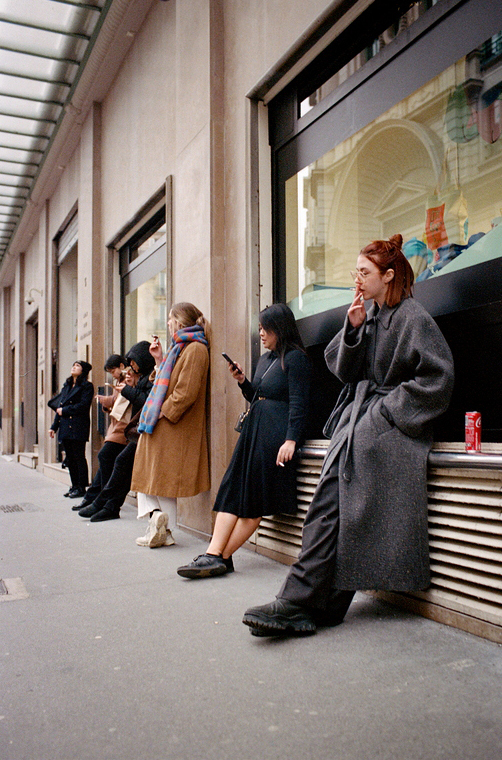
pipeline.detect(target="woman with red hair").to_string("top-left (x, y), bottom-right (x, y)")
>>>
top-left (243, 234), bottom-right (454, 637)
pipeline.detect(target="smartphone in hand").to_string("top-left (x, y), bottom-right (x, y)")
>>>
top-left (222, 352), bottom-right (238, 370)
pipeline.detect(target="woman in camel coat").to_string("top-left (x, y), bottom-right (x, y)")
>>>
top-left (131, 302), bottom-right (210, 548)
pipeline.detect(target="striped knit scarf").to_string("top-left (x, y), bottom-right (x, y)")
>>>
top-left (137, 325), bottom-right (208, 434)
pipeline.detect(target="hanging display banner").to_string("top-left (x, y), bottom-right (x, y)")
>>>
top-left (425, 203), bottom-right (448, 250)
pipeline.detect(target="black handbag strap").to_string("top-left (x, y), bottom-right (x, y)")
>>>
top-left (248, 357), bottom-right (278, 406)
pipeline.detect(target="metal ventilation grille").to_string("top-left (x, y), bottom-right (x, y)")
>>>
top-left (254, 442), bottom-right (502, 630)
top-left (254, 443), bottom-right (325, 558)
top-left (418, 468), bottom-right (502, 627)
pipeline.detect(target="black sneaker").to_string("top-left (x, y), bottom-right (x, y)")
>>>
top-left (177, 553), bottom-right (227, 579)
top-left (242, 598), bottom-right (316, 637)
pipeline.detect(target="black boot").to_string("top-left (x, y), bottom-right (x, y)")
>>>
top-left (242, 598), bottom-right (316, 637)
top-left (78, 502), bottom-right (101, 518)
top-left (312, 591), bottom-right (355, 628)
top-left (89, 508), bottom-right (120, 522)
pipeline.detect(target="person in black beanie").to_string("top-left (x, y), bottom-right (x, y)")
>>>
top-left (78, 341), bottom-right (155, 522)
top-left (49, 360), bottom-right (94, 498)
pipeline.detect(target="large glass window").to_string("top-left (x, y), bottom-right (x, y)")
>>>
top-left (124, 270), bottom-right (167, 350)
top-left (299, 0), bottom-right (442, 118)
top-left (270, 0), bottom-right (502, 442)
top-left (120, 207), bottom-right (169, 351)
top-left (286, 29), bottom-right (502, 319)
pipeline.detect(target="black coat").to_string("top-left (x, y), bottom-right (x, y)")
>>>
top-left (121, 373), bottom-right (154, 417)
top-left (50, 379), bottom-right (94, 443)
top-left (122, 340), bottom-right (156, 416)
top-left (213, 349), bottom-right (311, 518)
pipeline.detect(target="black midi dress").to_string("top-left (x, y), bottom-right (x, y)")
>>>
top-left (213, 349), bottom-right (311, 518)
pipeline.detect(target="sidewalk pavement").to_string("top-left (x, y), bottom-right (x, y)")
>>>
top-left (1, 455), bottom-right (501, 760)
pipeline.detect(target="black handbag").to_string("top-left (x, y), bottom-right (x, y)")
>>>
top-left (47, 392), bottom-right (63, 412)
top-left (234, 408), bottom-right (250, 433)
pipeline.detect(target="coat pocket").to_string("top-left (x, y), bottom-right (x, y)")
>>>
top-left (370, 401), bottom-right (394, 436)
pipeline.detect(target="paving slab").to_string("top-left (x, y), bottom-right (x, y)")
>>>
top-left (1, 456), bottom-right (501, 760)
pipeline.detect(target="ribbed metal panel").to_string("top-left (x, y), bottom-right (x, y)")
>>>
top-left (418, 467), bottom-right (502, 626)
top-left (253, 442), bottom-right (502, 629)
top-left (254, 444), bottom-right (324, 558)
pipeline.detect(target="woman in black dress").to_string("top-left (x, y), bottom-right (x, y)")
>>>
top-left (48, 360), bottom-right (93, 498)
top-left (177, 303), bottom-right (311, 578)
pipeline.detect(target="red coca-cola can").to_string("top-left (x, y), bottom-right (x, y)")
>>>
top-left (465, 411), bottom-right (481, 452)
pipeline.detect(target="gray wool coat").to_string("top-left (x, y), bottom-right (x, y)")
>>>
top-left (321, 296), bottom-right (454, 591)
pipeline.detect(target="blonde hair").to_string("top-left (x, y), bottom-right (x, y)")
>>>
top-left (170, 302), bottom-right (211, 345)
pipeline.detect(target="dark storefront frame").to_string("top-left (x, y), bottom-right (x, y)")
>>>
top-left (269, 0), bottom-right (502, 441)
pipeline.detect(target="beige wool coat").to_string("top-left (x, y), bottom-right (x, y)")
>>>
top-left (131, 341), bottom-right (210, 498)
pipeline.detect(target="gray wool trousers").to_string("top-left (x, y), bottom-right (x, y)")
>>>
top-left (279, 456), bottom-right (355, 618)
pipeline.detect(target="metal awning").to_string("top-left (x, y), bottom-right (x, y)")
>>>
top-left (0, 0), bottom-right (108, 263)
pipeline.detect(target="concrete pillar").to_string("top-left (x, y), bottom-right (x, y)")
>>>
top-left (14, 255), bottom-right (25, 454)
top-left (79, 103), bottom-right (104, 475)
top-left (1, 287), bottom-right (13, 453)
top-left (174, 0), bottom-right (226, 536)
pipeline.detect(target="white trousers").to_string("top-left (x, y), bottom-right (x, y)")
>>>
top-left (137, 493), bottom-right (177, 530)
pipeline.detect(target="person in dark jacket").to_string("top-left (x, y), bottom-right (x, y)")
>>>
top-left (49, 360), bottom-right (93, 498)
top-left (177, 303), bottom-right (311, 578)
top-left (78, 341), bottom-right (155, 522)
top-left (72, 354), bottom-right (131, 512)
top-left (242, 234), bottom-right (454, 637)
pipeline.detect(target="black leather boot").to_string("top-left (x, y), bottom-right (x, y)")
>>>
top-left (242, 598), bottom-right (316, 637)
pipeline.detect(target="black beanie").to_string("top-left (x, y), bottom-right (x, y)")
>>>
top-left (76, 360), bottom-right (92, 378)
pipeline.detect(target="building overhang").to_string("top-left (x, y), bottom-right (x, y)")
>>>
top-left (0, 0), bottom-right (157, 286)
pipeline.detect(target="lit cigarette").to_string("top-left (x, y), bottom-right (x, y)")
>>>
top-left (278, 461), bottom-right (285, 467)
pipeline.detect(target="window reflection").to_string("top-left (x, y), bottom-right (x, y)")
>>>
top-left (286, 31), bottom-right (502, 318)
top-left (129, 221), bottom-right (166, 263)
top-left (300, 0), bottom-right (442, 117)
top-left (124, 270), bottom-right (168, 350)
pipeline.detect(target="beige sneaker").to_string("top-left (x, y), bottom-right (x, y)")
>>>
top-left (164, 529), bottom-right (175, 546)
top-left (135, 511), bottom-right (168, 548)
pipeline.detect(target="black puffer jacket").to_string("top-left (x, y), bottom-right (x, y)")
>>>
top-left (122, 341), bottom-right (156, 416)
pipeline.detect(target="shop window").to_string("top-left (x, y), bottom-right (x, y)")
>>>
top-left (269, 0), bottom-right (502, 441)
top-left (121, 210), bottom-right (167, 265)
top-left (120, 206), bottom-right (170, 351)
top-left (286, 29), bottom-right (502, 319)
top-left (299, 0), bottom-right (442, 118)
